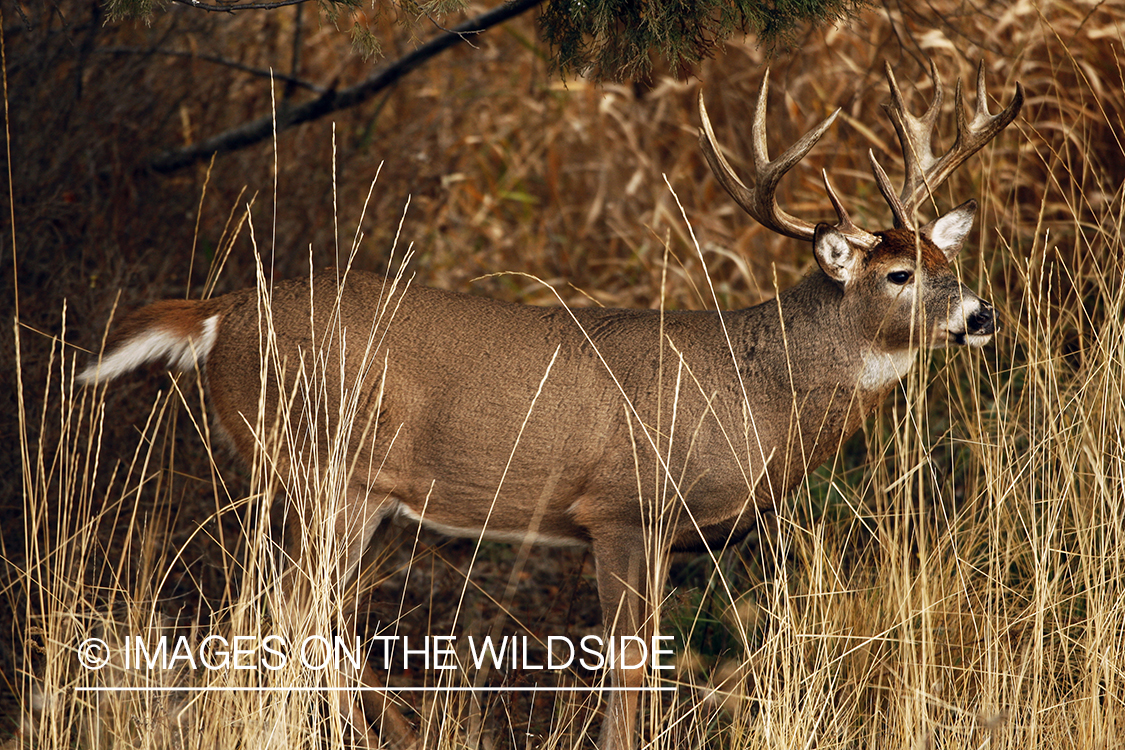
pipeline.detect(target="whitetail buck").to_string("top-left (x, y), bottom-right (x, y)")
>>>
top-left (80, 61), bottom-right (1021, 749)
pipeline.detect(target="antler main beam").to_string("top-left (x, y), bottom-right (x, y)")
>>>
top-left (698, 73), bottom-right (878, 249)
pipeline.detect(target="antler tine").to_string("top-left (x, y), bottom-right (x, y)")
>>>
top-left (970, 59), bottom-right (1026, 137)
top-left (699, 75), bottom-right (844, 243)
top-left (821, 170), bottom-right (878, 247)
top-left (882, 59), bottom-right (1025, 226)
top-left (881, 58), bottom-right (943, 229)
top-left (868, 149), bottom-right (909, 228)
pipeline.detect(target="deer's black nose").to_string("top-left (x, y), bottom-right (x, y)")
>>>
top-left (967, 301), bottom-right (997, 335)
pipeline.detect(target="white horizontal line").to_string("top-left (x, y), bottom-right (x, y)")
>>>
top-left (76, 686), bottom-right (676, 693)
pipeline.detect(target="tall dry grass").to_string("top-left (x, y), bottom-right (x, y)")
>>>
top-left (8, 0), bottom-right (1125, 747)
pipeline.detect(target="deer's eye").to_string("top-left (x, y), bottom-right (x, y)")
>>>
top-left (887, 270), bottom-right (914, 285)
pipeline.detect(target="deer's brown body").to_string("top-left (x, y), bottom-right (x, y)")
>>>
top-left (80, 62), bottom-right (1022, 750)
top-left (134, 267), bottom-right (900, 549)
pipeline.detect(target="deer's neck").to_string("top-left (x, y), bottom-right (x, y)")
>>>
top-left (736, 271), bottom-right (914, 497)
top-left (764, 270), bottom-right (909, 397)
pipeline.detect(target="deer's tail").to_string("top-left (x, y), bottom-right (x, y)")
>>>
top-left (78, 299), bottom-right (223, 385)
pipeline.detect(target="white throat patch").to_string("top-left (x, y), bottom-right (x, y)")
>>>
top-left (859, 349), bottom-right (916, 391)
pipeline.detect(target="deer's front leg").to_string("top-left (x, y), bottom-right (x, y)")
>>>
top-left (593, 534), bottom-right (663, 750)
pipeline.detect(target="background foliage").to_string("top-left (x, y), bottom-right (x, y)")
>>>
top-left (104, 0), bottom-right (869, 78)
top-left (5, 0), bottom-right (1125, 745)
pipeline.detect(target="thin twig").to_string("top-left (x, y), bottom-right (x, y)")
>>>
top-left (424, 10), bottom-right (481, 48)
top-left (147, 0), bottom-right (546, 174)
top-left (100, 46), bottom-right (326, 93)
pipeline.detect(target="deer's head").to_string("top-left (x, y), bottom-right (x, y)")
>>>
top-left (700, 61), bottom-right (1023, 355)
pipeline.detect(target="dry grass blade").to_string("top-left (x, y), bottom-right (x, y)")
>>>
top-left (8, 1), bottom-right (1125, 748)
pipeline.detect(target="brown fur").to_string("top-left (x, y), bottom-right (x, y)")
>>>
top-left (105, 299), bottom-right (209, 348)
top-left (87, 232), bottom-right (993, 748)
top-left (84, 60), bottom-right (1019, 747)
top-left (867, 228), bottom-right (949, 272)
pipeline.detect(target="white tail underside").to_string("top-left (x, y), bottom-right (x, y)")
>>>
top-left (78, 315), bottom-right (219, 385)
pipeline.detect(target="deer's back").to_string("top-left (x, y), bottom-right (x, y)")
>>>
top-left (200, 271), bottom-right (781, 548)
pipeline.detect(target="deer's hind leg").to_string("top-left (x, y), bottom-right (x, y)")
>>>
top-left (339, 495), bottom-right (420, 750)
top-left (279, 485), bottom-right (418, 748)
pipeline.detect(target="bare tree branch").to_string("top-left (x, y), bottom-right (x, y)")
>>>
top-left (147, 0), bottom-right (546, 174)
top-left (170, 0), bottom-right (316, 13)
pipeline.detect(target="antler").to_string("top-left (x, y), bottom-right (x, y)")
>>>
top-left (700, 60), bottom-right (1024, 241)
top-left (698, 73), bottom-right (878, 249)
top-left (876, 60), bottom-right (1025, 229)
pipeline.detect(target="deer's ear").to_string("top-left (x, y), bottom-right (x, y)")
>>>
top-left (921, 199), bottom-right (977, 260)
top-left (814, 223), bottom-right (860, 285)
